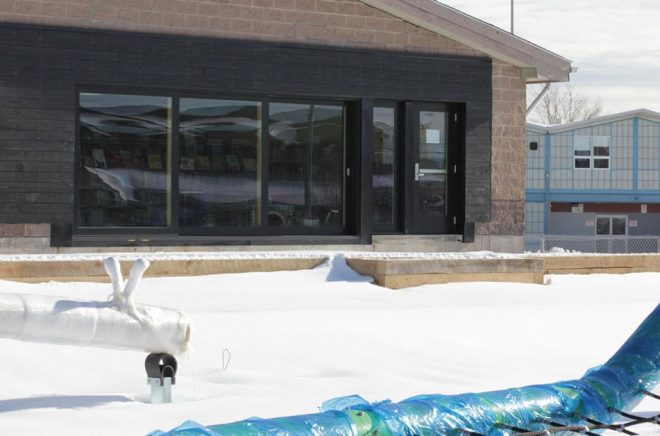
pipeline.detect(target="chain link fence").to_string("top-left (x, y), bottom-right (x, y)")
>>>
top-left (524, 234), bottom-right (660, 254)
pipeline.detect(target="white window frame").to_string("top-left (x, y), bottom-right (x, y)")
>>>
top-left (592, 136), bottom-right (610, 170)
top-left (574, 135), bottom-right (611, 170)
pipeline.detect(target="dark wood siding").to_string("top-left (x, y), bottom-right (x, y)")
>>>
top-left (0, 22), bottom-right (492, 245)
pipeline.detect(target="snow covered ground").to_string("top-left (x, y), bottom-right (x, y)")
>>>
top-left (0, 254), bottom-right (658, 435)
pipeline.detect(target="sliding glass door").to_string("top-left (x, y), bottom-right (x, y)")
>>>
top-left (179, 98), bottom-right (262, 229)
top-left (268, 102), bottom-right (345, 230)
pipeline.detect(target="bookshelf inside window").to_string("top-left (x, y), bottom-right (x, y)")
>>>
top-left (178, 98), bottom-right (262, 228)
top-left (78, 93), bottom-right (172, 228)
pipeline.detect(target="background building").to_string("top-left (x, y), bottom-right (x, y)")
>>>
top-left (0, 0), bottom-right (570, 252)
top-left (525, 109), bottom-right (660, 252)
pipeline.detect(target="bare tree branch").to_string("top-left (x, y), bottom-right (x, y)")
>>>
top-left (528, 84), bottom-right (603, 124)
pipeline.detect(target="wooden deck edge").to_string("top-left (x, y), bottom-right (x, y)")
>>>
top-left (0, 257), bottom-right (328, 282)
top-left (376, 272), bottom-right (544, 289)
top-left (350, 254), bottom-right (660, 289)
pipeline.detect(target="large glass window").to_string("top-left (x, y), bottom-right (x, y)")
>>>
top-left (268, 102), bottom-right (344, 228)
top-left (78, 93), bottom-right (172, 227)
top-left (77, 93), bottom-right (349, 235)
top-left (373, 106), bottom-right (396, 229)
top-left (179, 98), bottom-right (262, 228)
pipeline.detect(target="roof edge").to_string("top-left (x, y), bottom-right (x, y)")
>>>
top-left (527, 109), bottom-right (660, 133)
top-left (360, 0), bottom-right (572, 82)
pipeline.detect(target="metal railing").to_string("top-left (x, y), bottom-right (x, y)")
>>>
top-left (524, 234), bottom-right (660, 254)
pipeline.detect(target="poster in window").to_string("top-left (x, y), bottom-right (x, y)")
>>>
top-left (425, 129), bottom-right (441, 144)
top-left (148, 154), bottom-right (163, 170)
top-left (92, 149), bottom-right (107, 168)
top-left (180, 157), bottom-right (195, 171)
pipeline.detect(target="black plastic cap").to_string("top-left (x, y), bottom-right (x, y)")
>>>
top-left (145, 353), bottom-right (178, 385)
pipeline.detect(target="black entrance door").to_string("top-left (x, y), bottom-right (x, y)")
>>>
top-left (407, 103), bottom-right (462, 234)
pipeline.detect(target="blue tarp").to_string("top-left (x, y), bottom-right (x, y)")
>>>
top-left (152, 303), bottom-right (660, 435)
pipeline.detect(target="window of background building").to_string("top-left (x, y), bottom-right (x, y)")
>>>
top-left (574, 135), bottom-right (610, 170)
top-left (596, 215), bottom-right (627, 235)
top-left (574, 136), bottom-right (592, 169)
top-left (592, 136), bottom-right (610, 169)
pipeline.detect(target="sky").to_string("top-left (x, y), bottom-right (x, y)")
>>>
top-left (439, 0), bottom-right (660, 116)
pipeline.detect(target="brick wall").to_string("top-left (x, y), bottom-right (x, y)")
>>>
top-left (477, 59), bottom-right (527, 236)
top-left (0, 0), bottom-right (481, 56)
top-left (0, 0), bottom-right (527, 239)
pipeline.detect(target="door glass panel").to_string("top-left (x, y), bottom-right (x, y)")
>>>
top-left (596, 217), bottom-right (610, 235)
top-left (179, 98), bottom-right (262, 227)
top-left (78, 93), bottom-right (172, 227)
top-left (612, 217), bottom-right (627, 235)
top-left (373, 106), bottom-right (396, 227)
top-left (419, 173), bottom-right (446, 216)
top-left (268, 102), bottom-right (344, 227)
top-left (418, 111), bottom-right (447, 170)
top-left (417, 110), bottom-right (447, 217)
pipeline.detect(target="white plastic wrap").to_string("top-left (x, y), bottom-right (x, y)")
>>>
top-left (0, 257), bottom-right (191, 355)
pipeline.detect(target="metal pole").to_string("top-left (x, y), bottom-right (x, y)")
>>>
top-left (526, 82), bottom-right (552, 116)
top-left (511, 0), bottom-right (514, 33)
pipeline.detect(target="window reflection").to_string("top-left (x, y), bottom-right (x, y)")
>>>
top-left (419, 174), bottom-right (446, 216)
top-left (78, 93), bottom-right (172, 227)
top-left (268, 102), bottom-right (344, 228)
top-left (179, 99), bottom-right (261, 227)
top-left (373, 106), bottom-right (396, 228)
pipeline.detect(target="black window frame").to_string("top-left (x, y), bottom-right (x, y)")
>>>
top-left (74, 85), bottom-right (179, 236)
top-left (74, 87), bottom-right (355, 238)
top-left (266, 97), bottom-right (349, 236)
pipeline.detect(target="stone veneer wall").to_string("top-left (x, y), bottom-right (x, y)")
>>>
top-left (0, 0), bottom-right (526, 240)
top-left (0, 0), bottom-right (481, 56)
top-left (478, 59), bottom-right (527, 236)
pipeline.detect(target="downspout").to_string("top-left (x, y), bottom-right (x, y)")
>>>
top-left (526, 82), bottom-right (551, 116)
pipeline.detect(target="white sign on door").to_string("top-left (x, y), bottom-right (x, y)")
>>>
top-left (425, 129), bottom-right (440, 144)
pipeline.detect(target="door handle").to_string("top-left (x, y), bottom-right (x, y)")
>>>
top-left (415, 163), bottom-right (424, 181)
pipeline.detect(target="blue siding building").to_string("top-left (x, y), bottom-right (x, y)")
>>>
top-left (525, 109), bottom-right (660, 251)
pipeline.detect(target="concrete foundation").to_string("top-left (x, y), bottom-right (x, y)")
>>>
top-left (0, 233), bottom-right (525, 255)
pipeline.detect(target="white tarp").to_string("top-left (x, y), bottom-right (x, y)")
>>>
top-left (0, 257), bottom-right (191, 355)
